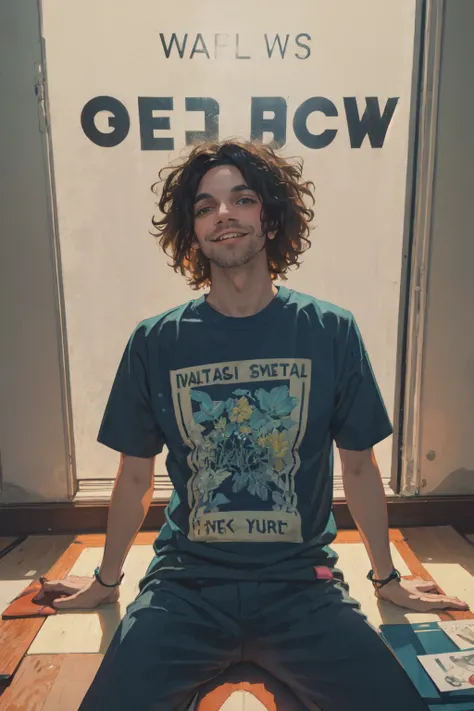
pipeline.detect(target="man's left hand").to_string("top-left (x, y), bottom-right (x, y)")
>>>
top-left (376, 577), bottom-right (470, 612)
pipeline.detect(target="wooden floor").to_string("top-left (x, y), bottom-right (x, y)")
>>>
top-left (0, 526), bottom-right (473, 710)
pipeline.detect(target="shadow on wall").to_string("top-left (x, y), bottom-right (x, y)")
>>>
top-left (427, 468), bottom-right (474, 495)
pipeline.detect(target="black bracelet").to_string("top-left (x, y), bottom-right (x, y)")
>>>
top-left (94, 566), bottom-right (124, 588)
top-left (367, 568), bottom-right (401, 590)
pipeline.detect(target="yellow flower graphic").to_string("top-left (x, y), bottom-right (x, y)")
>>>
top-left (257, 435), bottom-right (267, 447)
top-left (240, 425), bottom-right (252, 435)
top-left (266, 431), bottom-right (289, 458)
top-left (230, 396), bottom-right (254, 424)
top-left (215, 417), bottom-right (227, 432)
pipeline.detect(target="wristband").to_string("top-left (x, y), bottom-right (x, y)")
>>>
top-left (94, 566), bottom-right (124, 588)
top-left (367, 568), bottom-right (401, 590)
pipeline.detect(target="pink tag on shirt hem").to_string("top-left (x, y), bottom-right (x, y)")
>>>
top-left (314, 566), bottom-right (334, 580)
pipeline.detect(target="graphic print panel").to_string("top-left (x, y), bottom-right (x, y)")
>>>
top-left (170, 359), bottom-right (311, 542)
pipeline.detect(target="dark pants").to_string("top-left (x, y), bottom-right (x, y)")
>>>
top-left (78, 576), bottom-right (428, 711)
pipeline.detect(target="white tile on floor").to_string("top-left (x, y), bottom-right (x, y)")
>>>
top-left (332, 542), bottom-right (440, 627)
top-left (422, 563), bottom-right (474, 610)
top-left (402, 526), bottom-right (474, 611)
top-left (28, 545), bottom-right (154, 655)
top-left (219, 690), bottom-right (245, 710)
top-left (241, 691), bottom-right (268, 710)
top-left (0, 535), bottom-right (73, 614)
top-left (241, 689), bottom-right (306, 710)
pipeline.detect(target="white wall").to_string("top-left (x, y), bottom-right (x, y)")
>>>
top-left (40, 0), bottom-right (418, 486)
top-left (418, 0), bottom-right (474, 495)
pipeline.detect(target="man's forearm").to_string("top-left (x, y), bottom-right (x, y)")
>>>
top-left (342, 456), bottom-right (395, 579)
top-left (98, 456), bottom-right (155, 584)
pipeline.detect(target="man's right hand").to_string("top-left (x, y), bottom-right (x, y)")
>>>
top-left (34, 575), bottom-right (120, 610)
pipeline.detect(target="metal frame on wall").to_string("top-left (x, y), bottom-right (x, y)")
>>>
top-left (397, 0), bottom-right (445, 496)
top-left (37, 6), bottom-right (78, 501)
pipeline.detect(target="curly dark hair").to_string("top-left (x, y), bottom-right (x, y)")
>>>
top-left (151, 140), bottom-right (315, 289)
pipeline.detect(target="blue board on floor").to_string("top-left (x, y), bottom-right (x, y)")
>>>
top-left (380, 622), bottom-right (474, 711)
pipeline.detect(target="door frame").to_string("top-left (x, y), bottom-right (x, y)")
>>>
top-left (395, 0), bottom-right (445, 496)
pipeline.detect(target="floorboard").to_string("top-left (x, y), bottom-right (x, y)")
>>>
top-left (0, 654), bottom-right (62, 710)
top-left (0, 537), bottom-right (81, 681)
top-left (0, 536), bottom-right (73, 615)
top-left (41, 655), bottom-right (102, 711)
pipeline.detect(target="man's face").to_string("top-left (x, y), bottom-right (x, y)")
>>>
top-left (192, 164), bottom-right (273, 271)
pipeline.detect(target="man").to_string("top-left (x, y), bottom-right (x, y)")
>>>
top-left (37, 141), bottom-right (467, 710)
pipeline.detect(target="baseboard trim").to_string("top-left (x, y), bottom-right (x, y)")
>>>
top-left (0, 496), bottom-right (473, 536)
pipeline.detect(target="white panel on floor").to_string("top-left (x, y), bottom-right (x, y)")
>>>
top-left (422, 564), bottom-right (474, 611)
top-left (28, 545), bottom-right (154, 655)
top-left (332, 542), bottom-right (441, 627)
top-left (220, 690), bottom-right (245, 710)
top-left (402, 527), bottom-right (474, 612)
top-left (242, 691), bottom-right (268, 710)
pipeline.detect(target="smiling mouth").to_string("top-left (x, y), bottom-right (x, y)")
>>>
top-left (213, 232), bottom-right (248, 243)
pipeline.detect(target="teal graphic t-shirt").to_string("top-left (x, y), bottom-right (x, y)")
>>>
top-left (98, 286), bottom-right (393, 582)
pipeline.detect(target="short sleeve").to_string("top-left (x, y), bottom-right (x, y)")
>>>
top-left (97, 325), bottom-right (165, 458)
top-left (330, 314), bottom-right (393, 451)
